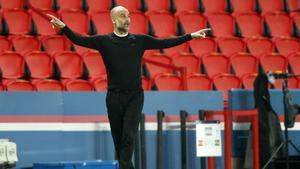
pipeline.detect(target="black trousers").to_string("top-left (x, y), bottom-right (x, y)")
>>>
top-left (106, 89), bottom-right (144, 169)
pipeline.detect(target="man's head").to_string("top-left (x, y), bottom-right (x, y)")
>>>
top-left (110, 6), bottom-right (130, 34)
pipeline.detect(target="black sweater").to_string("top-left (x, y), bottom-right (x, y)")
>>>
top-left (62, 26), bottom-right (192, 90)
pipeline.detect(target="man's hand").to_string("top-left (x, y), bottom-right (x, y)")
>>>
top-left (47, 14), bottom-right (66, 29)
top-left (191, 28), bottom-right (211, 39)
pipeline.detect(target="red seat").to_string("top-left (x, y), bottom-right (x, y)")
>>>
top-left (201, 0), bottom-right (227, 13)
top-left (246, 37), bottom-right (275, 58)
top-left (163, 42), bottom-right (189, 57)
top-left (29, 0), bottom-right (54, 10)
top-left (0, 52), bottom-right (24, 79)
top-left (56, 0), bottom-right (83, 11)
top-left (65, 79), bottom-right (94, 91)
top-left (90, 11), bottom-right (113, 34)
top-left (93, 78), bottom-right (107, 91)
top-left (189, 38), bottom-right (217, 58)
top-left (202, 53), bottom-right (230, 78)
top-left (142, 76), bottom-right (151, 91)
top-left (5, 80), bottom-right (35, 91)
top-left (173, 0), bottom-right (199, 14)
top-left (258, 0), bottom-right (284, 15)
top-left (114, 0), bottom-right (140, 12)
top-left (177, 11), bottom-right (207, 34)
top-left (264, 12), bottom-right (293, 38)
top-left (144, 0), bottom-right (170, 13)
top-left (241, 73), bottom-right (257, 89)
top-left (144, 53), bottom-right (172, 79)
top-left (288, 52), bottom-right (300, 75)
top-left (217, 37), bottom-right (246, 56)
top-left (34, 79), bottom-right (64, 91)
top-left (129, 12), bottom-right (148, 34)
top-left (0, 0), bottom-right (25, 11)
top-left (24, 51), bottom-right (53, 79)
top-left (41, 35), bottom-right (71, 55)
top-left (293, 13), bottom-right (300, 37)
top-left (30, 9), bottom-right (59, 35)
top-left (187, 73), bottom-right (213, 90)
top-left (0, 12), bottom-right (2, 34)
top-left (53, 51), bottom-right (83, 79)
top-left (12, 36), bottom-right (41, 55)
top-left (0, 36), bottom-right (12, 53)
top-left (81, 51), bottom-right (106, 81)
top-left (275, 37), bottom-right (300, 57)
top-left (259, 53), bottom-right (288, 72)
top-left (273, 77), bottom-right (299, 89)
top-left (0, 84), bottom-right (4, 91)
top-left (286, 0), bottom-right (300, 13)
top-left (213, 74), bottom-right (242, 101)
top-left (86, 0), bottom-right (111, 13)
top-left (230, 53), bottom-right (258, 78)
top-left (172, 53), bottom-right (201, 75)
top-left (2, 9), bottom-right (32, 35)
top-left (234, 13), bottom-right (263, 38)
top-left (206, 13), bottom-right (235, 37)
top-left (148, 11), bottom-right (176, 37)
top-left (154, 73), bottom-right (182, 90)
top-left (60, 10), bottom-right (90, 35)
top-left (230, 0), bottom-right (256, 14)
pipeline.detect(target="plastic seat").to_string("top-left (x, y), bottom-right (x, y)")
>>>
top-left (0, 84), bottom-right (4, 91)
top-left (293, 13), bottom-right (300, 37)
top-left (0, 12), bottom-right (2, 34)
top-left (206, 13), bottom-right (235, 37)
top-left (217, 37), bottom-right (246, 56)
top-left (12, 36), bottom-right (41, 55)
top-left (114, 0), bottom-right (141, 12)
top-left (30, 9), bottom-right (59, 35)
top-left (172, 53), bottom-right (201, 75)
top-left (0, 36), bottom-right (12, 53)
top-left (41, 35), bottom-right (71, 55)
top-left (230, 53), bottom-right (258, 78)
top-left (258, 0), bottom-right (284, 15)
top-left (86, 0), bottom-right (111, 13)
top-left (24, 51), bottom-right (53, 79)
top-left (53, 51), bottom-right (83, 79)
top-left (163, 42), bottom-right (189, 57)
top-left (241, 73), bottom-right (257, 89)
top-left (213, 74), bottom-right (242, 101)
top-left (259, 53), bottom-right (288, 72)
top-left (187, 73), bottom-right (213, 90)
top-left (0, 52), bottom-right (24, 79)
top-left (173, 0), bottom-right (199, 14)
top-left (286, 0), bottom-right (300, 13)
top-left (202, 53), bottom-right (230, 78)
top-left (2, 9), bottom-right (32, 35)
top-left (29, 0), bottom-right (54, 10)
top-left (5, 80), bottom-right (35, 91)
top-left (65, 79), bottom-right (94, 91)
top-left (60, 10), bottom-right (90, 35)
top-left (34, 79), bottom-right (64, 91)
top-left (144, 0), bottom-right (170, 13)
top-left (154, 73), bottom-right (182, 90)
top-left (177, 11), bottom-right (207, 34)
top-left (201, 0), bottom-right (227, 13)
top-left (144, 53), bottom-right (172, 79)
top-left (234, 13), bottom-right (263, 38)
top-left (189, 38), bottom-right (217, 58)
top-left (142, 76), bottom-right (151, 91)
top-left (56, 0), bottom-right (83, 11)
top-left (264, 12), bottom-right (293, 38)
top-left (272, 77), bottom-right (299, 89)
top-left (148, 11), bottom-right (176, 37)
top-left (246, 37), bottom-right (275, 58)
top-left (288, 52), bottom-right (300, 75)
top-left (82, 51), bottom-right (106, 81)
top-left (275, 38), bottom-right (300, 57)
top-left (90, 11), bottom-right (113, 34)
top-left (230, 0), bottom-right (256, 14)
top-left (93, 78), bottom-right (107, 91)
top-left (129, 12), bottom-right (148, 34)
top-left (0, 0), bottom-right (25, 11)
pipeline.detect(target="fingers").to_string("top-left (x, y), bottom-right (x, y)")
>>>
top-left (47, 14), bottom-right (57, 20)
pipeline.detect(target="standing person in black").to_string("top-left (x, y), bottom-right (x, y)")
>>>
top-left (48, 6), bottom-right (209, 169)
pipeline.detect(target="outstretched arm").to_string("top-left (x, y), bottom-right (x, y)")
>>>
top-left (48, 14), bottom-right (99, 50)
top-left (143, 28), bottom-right (211, 50)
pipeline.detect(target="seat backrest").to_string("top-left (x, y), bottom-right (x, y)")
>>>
top-left (163, 42), bottom-right (189, 57)
top-left (154, 73), bottom-right (182, 90)
top-left (12, 36), bottom-right (41, 55)
top-left (148, 11), bottom-right (176, 37)
top-left (0, 0), bottom-right (24, 11)
top-left (129, 12), bottom-right (148, 34)
top-left (286, 0), bottom-right (300, 12)
top-left (114, 0), bottom-right (140, 12)
top-left (144, 0), bottom-right (170, 13)
top-left (178, 12), bottom-right (207, 34)
top-left (60, 10), bottom-right (90, 35)
top-left (65, 79), bottom-right (94, 91)
top-left (189, 38), bottom-right (217, 58)
top-left (29, 0), bottom-right (54, 10)
top-left (230, 53), bottom-right (258, 78)
top-left (206, 13), bottom-right (235, 37)
top-left (30, 9), bottom-right (59, 35)
top-left (3, 9), bottom-right (32, 35)
top-left (258, 0), bottom-right (284, 15)
top-left (259, 53), bottom-right (288, 72)
top-left (201, 0), bottom-right (227, 13)
top-left (56, 0), bottom-right (83, 11)
top-left (34, 79), bottom-right (64, 91)
top-left (246, 37), bottom-right (275, 57)
top-left (144, 53), bottom-right (173, 79)
top-left (217, 37), bottom-right (246, 56)
top-left (202, 53), bottom-right (230, 78)
top-left (86, 0), bottom-right (111, 13)
top-left (213, 74), bottom-right (241, 101)
top-left (142, 76), bottom-right (151, 91)
top-left (53, 52), bottom-right (83, 79)
top-left (82, 51), bottom-right (106, 81)
top-left (6, 80), bottom-right (35, 91)
top-left (264, 12), bottom-right (292, 38)
top-left (0, 52), bottom-right (24, 79)
top-left (0, 36), bottom-right (12, 53)
top-left (275, 38), bottom-right (300, 57)
top-left (187, 73), bottom-right (212, 90)
top-left (230, 0), bottom-right (256, 14)
top-left (24, 51), bottom-right (53, 79)
top-left (173, 0), bottom-right (199, 14)
top-left (234, 13), bottom-right (263, 38)
top-left (90, 11), bottom-right (113, 34)
top-left (93, 78), bottom-right (107, 91)
top-left (288, 52), bottom-right (300, 75)
top-left (41, 35), bottom-right (72, 55)
top-left (172, 53), bottom-right (200, 75)
top-left (241, 73), bottom-right (257, 89)
top-left (293, 13), bottom-right (300, 36)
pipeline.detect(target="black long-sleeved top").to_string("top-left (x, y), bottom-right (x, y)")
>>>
top-left (62, 26), bottom-right (192, 90)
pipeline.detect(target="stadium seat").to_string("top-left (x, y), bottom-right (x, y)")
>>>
top-left (86, 0), bottom-right (111, 13)
top-left (0, 36), bottom-right (12, 53)
top-left (81, 51), bottom-right (106, 81)
top-left (12, 36), bottom-right (41, 55)
top-left (0, 0), bottom-right (25, 11)
top-left (129, 12), bottom-right (148, 34)
top-left (264, 12), bottom-right (293, 38)
top-left (241, 73), bottom-right (257, 89)
top-left (5, 80), bottom-right (35, 91)
top-left (114, 0), bottom-right (141, 12)
top-left (260, 53), bottom-right (288, 72)
top-left (234, 12), bottom-right (263, 38)
top-left (93, 78), bottom-right (107, 91)
top-left (24, 51), bottom-right (53, 79)
top-left (246, 37), bottom-right (275, 58)
top-left (65, 79), bottom-right (94, 91)
top-left (258, 0), bottom-right (284, 15)
top-left (53, 51), bottom-right (83, 79)
top-left (286, 0), bottom-right (300, 14)
top-left (293, 13), bottom-right (300, 37)
top-left (41, 35), bottom-right (72, 55)
top-left (0, 13), bottom-right (2, 34)
top-left (288, 52), bottom-right (300, 75)
top-left (275, 37), bottom-right (300, 56)
top-left (206, 13), bottom-right (235, 37)
top-left (187, 73), bottom-right (213, 90)
top-left (60, 10), bottom-right (90, 35)
top-left (230, 0), bottom-right (256, 14)
top-left (29, 0), bottom-right (54, 10)
top-left (0, 52), bottom-right (24, 79)
top-left (217, 37), bottom-right (246, 56)
top-left (273, 77), bottom-right (299, 89)
top-left (213, 74), bottom-right (242, 101)
top-left (163, 42), bottom-right (189, 57)
top-left (230, 53), bottom-right (258, 78)
top-left (154, 73), bottom-right (182, 90)
top-left (142, 76), bottom-right (151, 91)
top-left (144, 53), bottom-right (172, 79)
top-left (90, 11), bottom-right (114, 34)
top-left (2, 9), bottom-right (32, 35)
top-left (148, 11), bottom-right (176, 37)
top-left (0, 84), bottom-right (4, 91)
top-left (34, 79), bottom-right (64, 91)
top-left (173, 0), bottom-right (199, 14)
top-left (189, 38), bottom-right (217, 58)
top-left (201, 0), bottom-right (227, 13)
top-left (172, 53), bottom-right (201, 75)
top-left (202, 53), bottom-right (230, 78)
top-left (56, 0), bottom-right (83, 11)
top-left (177, 11), bottom-right (207, 34)
top-left (144, 0), bottom-right (170, 13)
top-left (30, 9), bottom-right (59, 35)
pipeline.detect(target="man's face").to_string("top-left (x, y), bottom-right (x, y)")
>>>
top-left (113, 8), bottom-right (130, 32)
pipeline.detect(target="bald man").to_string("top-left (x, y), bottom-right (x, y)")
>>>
top-left (48, 6), bottom-right (209, 169)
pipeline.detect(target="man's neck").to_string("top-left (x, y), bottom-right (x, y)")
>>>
top-left (113, 30), bottom-right (128, 37)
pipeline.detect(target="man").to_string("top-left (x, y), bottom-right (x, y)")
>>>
top-left (48, 6), bottom-right (209, 169)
